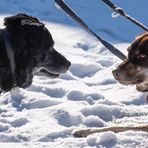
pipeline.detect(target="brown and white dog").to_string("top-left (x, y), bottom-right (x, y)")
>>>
top-left (112, 32), bottom-right (148, 93)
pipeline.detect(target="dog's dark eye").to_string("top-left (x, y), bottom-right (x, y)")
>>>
top-left (138, 53), bottom-right (147, 59)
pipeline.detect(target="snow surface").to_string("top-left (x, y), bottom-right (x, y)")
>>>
top-left (0, 0), bottom-right (148, 147)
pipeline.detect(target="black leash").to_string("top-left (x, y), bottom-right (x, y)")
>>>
top-left (102, 0), bottom-right (148, 31)
top-left (54, 0), bottom-right (126, 61)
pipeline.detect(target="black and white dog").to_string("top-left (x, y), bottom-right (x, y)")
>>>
top-left (0, 13), bottom-right (71, 92)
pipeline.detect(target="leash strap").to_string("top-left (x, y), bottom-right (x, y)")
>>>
top-left (102, 0), bottom-right (148, 31)
top-left (54, 0), bottom-right (126, 61)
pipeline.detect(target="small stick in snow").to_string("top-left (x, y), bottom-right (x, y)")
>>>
top-left (73, 125), bottom-right (148, 137)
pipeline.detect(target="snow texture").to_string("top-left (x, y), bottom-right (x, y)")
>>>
top-left (0, 0), bottom-right (148, 147)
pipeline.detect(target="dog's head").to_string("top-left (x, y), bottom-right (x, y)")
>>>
top-left (0, 13), bottom-right (71, 92)
top-left (112, 32), bottom-right (148, 91)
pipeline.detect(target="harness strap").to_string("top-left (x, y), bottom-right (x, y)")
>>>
top-left (1, 27), bottom-right (16, 85)
top-left (54, 0), bottom-right (126, 61)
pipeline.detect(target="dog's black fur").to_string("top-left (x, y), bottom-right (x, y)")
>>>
top-left (0, 13), bottom-right (71, 92)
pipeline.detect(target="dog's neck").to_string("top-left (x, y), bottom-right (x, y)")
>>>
top-left (1, 27), bottom-right (16, 83)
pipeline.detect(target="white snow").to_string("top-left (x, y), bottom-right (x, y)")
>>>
top-left (0, 0), bottom-right (148, 147)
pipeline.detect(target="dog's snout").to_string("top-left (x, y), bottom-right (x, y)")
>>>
top-left (66, 60), bottom-right (71, 69)
top-left (112, 69), bottom-right (121, 80)
top-left (60, 59), bottom-right (71, 73)
top-left (51, 49), bottom-right (71, 73)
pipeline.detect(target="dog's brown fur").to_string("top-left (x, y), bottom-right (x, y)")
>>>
top-left (113, 32), bottom-right (148, 92)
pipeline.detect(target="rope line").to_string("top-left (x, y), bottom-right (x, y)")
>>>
top-left (102, 0), bottom-right (148, 31)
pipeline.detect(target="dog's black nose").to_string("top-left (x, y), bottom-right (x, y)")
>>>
top-left (60, 60), bottom-right (71, 73)
top-left (112, 69), bottom-right (120, 80)
top-left (66, 60), bottom-right (71, 69)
